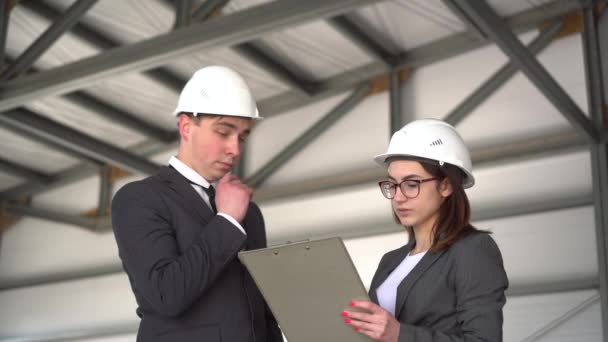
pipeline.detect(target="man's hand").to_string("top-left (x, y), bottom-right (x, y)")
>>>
top-left (342, 300), bottom-right (400, 342)
top-left (215, 173), bottom-right (252, 222)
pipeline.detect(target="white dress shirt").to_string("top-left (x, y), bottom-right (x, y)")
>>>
top-left (376, 251), bottom-right (427, 315)
top-left (169, 156), bottom-right (246, 235)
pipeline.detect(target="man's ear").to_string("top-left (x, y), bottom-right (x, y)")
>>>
top-left (439, 178), bottom-right (453, 198)
top-left (178, 115), bottom-right (191, 142)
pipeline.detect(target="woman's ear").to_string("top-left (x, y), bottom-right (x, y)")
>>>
top-left (439, 178), bottom-right (453, 198)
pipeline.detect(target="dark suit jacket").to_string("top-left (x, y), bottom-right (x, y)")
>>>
top-left (369, 232), bottom-right (508, 342)
top-left (111, 166), bottom-right (283, 342)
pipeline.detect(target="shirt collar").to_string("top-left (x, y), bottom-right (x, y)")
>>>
top-left (169, 156), bottom-right (212, 189)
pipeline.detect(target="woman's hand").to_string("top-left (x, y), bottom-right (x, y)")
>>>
top-left (342, 300), bottom-right (400, 342)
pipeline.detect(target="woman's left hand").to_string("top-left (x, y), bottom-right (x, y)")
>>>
top-left (343, 300), bottom-right (400, 342)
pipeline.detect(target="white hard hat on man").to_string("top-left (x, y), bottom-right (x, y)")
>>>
top-left (374, 118), bottom-right (475, 188)
top-left (174, 65), bottom-right (262, 120)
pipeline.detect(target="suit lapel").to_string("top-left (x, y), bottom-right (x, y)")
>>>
top-left (158, 166), bottom-right (215, 223)
top-left (394, 248), bottom-right (445, 317)
top-left (369, 243), bottom-right (412, 304)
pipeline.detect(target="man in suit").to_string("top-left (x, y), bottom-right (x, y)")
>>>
top-left (111, 65), bottom-right (283, 342)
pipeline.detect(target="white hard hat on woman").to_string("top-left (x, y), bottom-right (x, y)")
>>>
top-left (374, 118), bottom-right (474, 188)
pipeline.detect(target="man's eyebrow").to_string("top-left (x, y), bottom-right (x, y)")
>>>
top-left (214, 121), bottom-right (251, 136)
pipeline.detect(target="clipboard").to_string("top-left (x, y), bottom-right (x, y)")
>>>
top-left (238, 237), bottom-right (372, 342)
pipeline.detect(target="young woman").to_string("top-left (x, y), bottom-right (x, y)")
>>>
top-left (343, 119), bottom-right (508, 342)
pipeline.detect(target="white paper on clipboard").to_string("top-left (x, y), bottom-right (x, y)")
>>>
top-left (238, 237), bottom-right (372, 342)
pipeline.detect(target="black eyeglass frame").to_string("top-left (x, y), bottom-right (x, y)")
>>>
top-left (378, 177), bottom-right (439, 199)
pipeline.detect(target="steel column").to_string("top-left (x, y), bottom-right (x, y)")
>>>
top-left (583, 4), bottom-right (608, 339)
top-left (444, 21), bottom-right (562, 126)
top-left (389, 71), bottom-right (402, 134)
top-left (174, 0), bottom-right (193, 29)
top-left (1, 0), bottom-right (98, 80)
top-left (0, 108), bottom-right (161, 175)
top-left (246, 84), bottom-right (370, 188)
top-left (192, 0), bottom-right (230, 21)
top-left (97, 165), bottom-right (111, 217)
top-left (449, 0), bottom-right (599, 143)
top-left (0, 0), bottom-right (9, 72)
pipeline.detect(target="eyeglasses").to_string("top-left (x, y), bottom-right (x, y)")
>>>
top-left (378, 178), bottom-right (439, 199)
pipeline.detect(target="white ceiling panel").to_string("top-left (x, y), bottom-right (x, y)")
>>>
top-left (81, 73), bottom-right (181, 131)
top-left (355, 0), bottom-right (465, 51)
top-left (480, 206), bottom-right (597, 286)
top-left (26, 97), bottom-right (148, 149)
top-left (0, 218), bottom-right (119, 287)
top-left (0, 172), bottom-right (23, 192)
top-left (169, 47), bottom-right (291, 100)
top-left (0, 126), bottom-right (79, 174)
top-left (7, 5), bottom-right (100, 69)
top-left (504, 290), bottom-right (602, 342)
top-left (45, 0), bottom-right (173, 45)
top-left (260, 20), bottom-right (375, 79)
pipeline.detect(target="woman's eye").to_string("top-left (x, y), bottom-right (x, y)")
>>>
top-left (404, 181), bottom-right (419, 189)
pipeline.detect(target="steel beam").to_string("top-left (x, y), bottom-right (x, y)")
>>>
top-left (246, 84), bottom-right (370, 188)
top-left (449, 0), bottom-right (599, 143)
top-left (192, 0), bottom-right (230, 21)
top-left (173, 0), bottom-right (193, 29)
top-left (0, 0), bottom-right (382, 112)
top-left (521, 293), bottom-right (601, 342)
top-left (440, 0), bottom-right (486, 40)
top-left (584, 4), bottom-right (608, 339)
top-left (0, 158), bottom-right (53, 185)
top-left (0, 116), bottom-right (103, 167)
top-left (62, 92), bottom-right (177, 143)
top-left (507, 277), bottom-right (599, 297)
top-left (0, 108), bottom-right (161, 175)
top-left (328, 15), bottom-right (396, 67)
top-left (389, 71), bottom-right (402, 134)
top-left (4, 204), bottom-right (109, 231)
top-left (444, 21), bottom-right (562, 126)
top-left (259, 0), bottom-right (589, 117)
top-left (1, 0), bottom-right (98, 80)
top-left (233, 41), bottom-right (317, 95)
top-left (0, 138), bottom-right (172, 201)
top-left (19, 0), bottom-right (185, 93)
top-left (254, 130), bottom-right (587, 202)
top-left (0, 0), bottom-right (589, 202)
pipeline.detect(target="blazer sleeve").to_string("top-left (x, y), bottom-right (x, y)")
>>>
top-left (399, 233), bottom-right (509, 342)
top-left (111, 181), bottom-right (247, 317)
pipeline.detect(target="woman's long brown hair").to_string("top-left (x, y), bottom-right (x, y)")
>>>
top-left (392, 157), bottom-right (481, 252)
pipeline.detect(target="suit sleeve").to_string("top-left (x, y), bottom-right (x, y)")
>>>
top-left (111, 182), bottom-right (247, 317)
top-left (398, 234), bottom-right (509, 342)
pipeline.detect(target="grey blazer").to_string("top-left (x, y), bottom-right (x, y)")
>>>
top-left (112, 166), bottom-right (282, 342)
top-left (369, 232), bottom-right (508, 342)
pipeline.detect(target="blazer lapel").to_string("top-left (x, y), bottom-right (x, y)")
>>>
top-left (368, 243), bottom-right (412, 304)
top-left (158, 166), bottom-right (215, 223)
top-left (394, 248), bottom-right (445, 317)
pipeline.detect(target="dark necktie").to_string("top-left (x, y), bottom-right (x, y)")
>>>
top-left (203, 185), bottom-right (217, 213)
